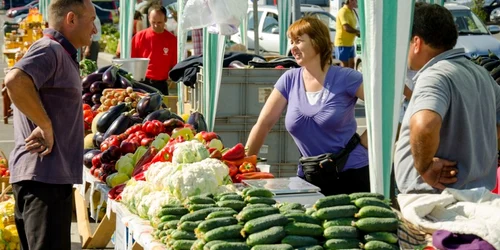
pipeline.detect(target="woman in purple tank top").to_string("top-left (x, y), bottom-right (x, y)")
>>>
top-left (246, 17), bottom-right (370, 196)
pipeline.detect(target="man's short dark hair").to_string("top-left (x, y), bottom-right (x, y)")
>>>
top-left (148, 4), bottom-right (167, 17)
top-left (411, 3), bottom-right (458, 51)
top-left (48, 0), bottom-right (85, 27)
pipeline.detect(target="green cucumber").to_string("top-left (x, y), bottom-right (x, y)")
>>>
top-left (178, 220), bottom-right (202, 232)
top-left (245, 188), bottom-right (274, 198)
top-left (219, 195), bottom-right (244, 201)
top-left (206, 210), bottom-right (238, 219)
top-left (282, 209), bottom-right (307, 215)
top-left (251, 244), bottom-right (293, 250)
top-left (284, 213), bottom-right (321, 225)
top-left (313, 194), bottom-right (351, 209)
top-left (278, 202), bottom-right (305, 212)
top-left (160, 214), bottom-right (181, 222)
top-left (189, 204), bottom-right (217, 212)
top-left (364, 232), bottom-right (399, 244)
top-left (242, 214), bottom-right (289, 235)
top-left (354, 197), bottom-right (391, 209)
top-left (305, 208), bottom-right (316, 216)
top-left (246, 226), bottom-right (286, 246)
top-left (323, 239), bottom-right (361, 250)
top-left (158, 207), bottom-right (189, 217)
top-left (169, 230), bottom-right (197, 240)
top-left (349, 192), bottom-right (385, 201)
top-left (216, 192), bottom-right (238, 199)
top-left (284, 222), bottom-right (323, 237)
top-left (355, 206), bottom-right (396, 219)
top-left (295, 246), bottom-right (325, 250)
top-left (191, 239), bottom-right (206, 250)
top-left (157, 222), bottom-right (167, 230)
top-left (281, 235), bottom-right (318, 248)
top-left (180, 207), bottom-right (232, 222)
top-left (217, 200), bottom-right (246, 211)
top-left (242, 204), bottom-right (271, 210)
top-left (187, 195), bottom-right (216, 204)
top-left (323, 226), bottom-right (358, 239)
top-left (202, 224), bottom-right (244, 242)
top-left (315, 205), bottom-right (358, 220)
top-left (244, 197), bottom-right (276, 205)
top-left (203, 239), bottom-right (244, 250)
top-left (363, 240), bottom-right (399, 250)
top-left (164, 220), bottom-right (180, 230)
top-left (354, 218), bottom-right (399, 232)
top-left (171, 239), bottom-right (196, 250)
top-left (236, 206), bottom-right (280, 222)
top-left (196, 217), bottom-right (238, 234)
top-left (323, 218), bottom-right (356, 228)
top-left (242, 187), bottom-right (255, 196)
top-left (211, 242), bottom-right (250, 250)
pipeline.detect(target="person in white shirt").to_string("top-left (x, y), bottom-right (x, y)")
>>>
top-left (84, 17), bottom-right (101, 63)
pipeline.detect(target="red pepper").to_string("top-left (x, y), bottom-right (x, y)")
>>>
top-left (132, 146), bottom-right (159, 176)
top-left (222, 143), bottom-right (245, 161)
top-left (209, 149), bottom-right (222, 160)
top-left (133, 172), bottom-right (146, 181)
top-left (226, 163), bottom-right (238, 177)
top-left (108, 183), bottom-right (126, 200)
top-left (239, 162), bottom-right (256, 173)
top-left (150, 136), bottom-right (185, 163)
top-left (142, 121), bottom-right (163, 137)
top-left (235, 172), bottom-right (274, 182)
top-left (125, 124), bottom-right (143, 135)
top-left (100, 135), bottom-right (121, 151)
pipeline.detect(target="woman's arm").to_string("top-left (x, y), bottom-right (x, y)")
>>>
top-left (246, 89), bottom-right (288, 156)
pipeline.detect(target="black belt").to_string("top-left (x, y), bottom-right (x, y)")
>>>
top-left (144, 78), bottom-right (167, 84)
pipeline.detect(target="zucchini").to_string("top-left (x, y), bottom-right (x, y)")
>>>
top-left (245, 188), bottom-right (274, 198)
top-left (323, 218), bottom-right (356, 228)
top-left (284, 213), bottom-right (321, 225)
top-left (323, 226), bottom-right (358, 239)
top-left (242, 204), bottom-right (271, 210)
top-left (191, 239), bottom-right (206, 250)
top-left (354, 198), bottom-right (391, 209)
top-left (281, 235), bottom-right (318, 248)
top-left (355, 206), bottom-right (396, 219)
top-left (349, 192), bottom-right (385, 201)
top-left (278, 202), bottom-right (305, 212)
top-left (305, 208), bottom-right (316, 216)
top-left (236, 207), bottom-right (280, 222)
top-left (180, 207), bottom-right (232, 222)
top-left (284, 222), bottom-right (323, 237)
top-left (217, 200), bottom-right (246, 211)
top-left (363, 240), bottom-right (399, 250)
top-left (160, 214), bottom-right (181, 222)
top-left (171, 239), bottom-right (196, 250)
top-left (251, 244), bottom-right (293, 250)
top-left (211, 242), bottom-right (250, 250)
top-left (246, 226), bottom-right (286, 246)
top-left (158, 207), bottom-right (189, 217)
top-left (164, 220), bottom-right (180, 230)
top-left (189, 204), bottom-right (217, 212)
top-left (219, 195), bottom-right (244, 201)
top-left (314, 194), bottom-right (351, 209)
top-left (206, 210), bottom-right (238, 219)
top-left (295, 246), bottom-right (325, 250)
top-left (169, 230), bottom-right (197, 240)
top-left (203, 224), bottom-right (244, 242)
top-left (354, 218), bottom-right (399, 233)
top-left (178, 220), bottom-right (202, 232)
top-left (203, 239), bottom-right (244, 250)
top-left (364, 232), bottom-right (399, 244)
top-left (188, 195), bottom-right (216, 204)
top-left (242, 214), bottom-right (289, 235)
top-left (245, 197), bottom-right (276, 205)
top-left (315, 205), bottom-right (358, 220)
top-left (196, 217), bottom-right (238, 234)
top-left (323, 239), bottom-right (361, 250)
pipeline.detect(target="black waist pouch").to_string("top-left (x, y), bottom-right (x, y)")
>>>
top-left (299, 133), bottom-right (361, 194)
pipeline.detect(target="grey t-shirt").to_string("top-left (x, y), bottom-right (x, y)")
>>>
top-left (9, 29), bottom-right (84, 185)
top-left (395, 48), bottom-right (500, 194)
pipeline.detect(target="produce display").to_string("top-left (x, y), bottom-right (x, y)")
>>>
top-left (472, 50), bottom-right (500, 84)
top-left (0, 197), bottom-right (20, 250)
top-left (0, 153), bottom-right (9, 178)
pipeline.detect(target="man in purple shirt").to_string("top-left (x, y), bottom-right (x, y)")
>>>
top-left (4, 0), bottom-right (97, 248)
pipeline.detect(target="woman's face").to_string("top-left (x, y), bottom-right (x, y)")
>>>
top-left (290, 33), bottom-right (318, 67)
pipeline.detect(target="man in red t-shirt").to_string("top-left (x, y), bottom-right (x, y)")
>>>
top-left (132, 5), bottom-right (177, 95)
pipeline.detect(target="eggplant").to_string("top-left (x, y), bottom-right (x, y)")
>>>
top-left (82, 92), bottom-right (93, 105)
top-left (91, 104), bottom-right (101, 112)
top-left (103, 113), bottom-right (135, 139)
top-left (132, 80), bottom-right (161, 94)
top-left (83, 149), bottom-right (101, 168)
top-left (96, 65), bottom-right (129, 75)
top-left (143, 109), bottom-right (173, 123)
top-left (187, 111), bottom-right (208, 133)
top-left (90, 81), bottom-right (104, 93)
top-left (96, 102), bottom-right (130, 133)
top-left (92, 93), bottom-right (103, 105)
top-left (114, 75), bottom-right (132, 88)
top-left (102, 65), bottom-right (118, 88)
top-left (130, 113), bottom-right (144, 123)
top-left (136, 92), bottom-right (163, 118)
top-left (93, 132), bottom-right (105, 148)
top-left (82, 73), bottom-right (103, 89)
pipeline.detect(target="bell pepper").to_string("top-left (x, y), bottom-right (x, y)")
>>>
top-left (209, 149), bottom-right (222, 160)
top-left (235, 172), bottom-right (274, 182)
top-left (100, 135), bottom-right (121, 151)
top-left (108, 183), bottom-right (126, 201)
top-left (132, 146), bottom-right (159, 176)
top-left (224, 155), bottom-right (257, 168)
top-left (150, 136), bottom-right (185, 163)
top-left (226, 163), bottom-right (238, 177)
top-left (142, 120), bottom-right (164, 137)
top-left (222, 143), bottom-right (245, 161)
top-left (239, 162), bottom-right (256, 173)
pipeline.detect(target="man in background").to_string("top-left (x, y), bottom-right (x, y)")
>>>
top-left (335, 0), bottom-right (360, 68)
top-left (85, 16), bottom-right (101, 63)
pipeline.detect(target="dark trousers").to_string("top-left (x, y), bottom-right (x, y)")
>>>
top-left (302, 165), bottom-right (370, 196)
top-left (12, 181), bottom-right (73, 250)
top-left (85, 41), bottom-right (100, 63)
top-left (144, 78), bottom-right (169, 95)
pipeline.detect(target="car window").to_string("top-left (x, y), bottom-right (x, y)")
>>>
top-left (248, 11), bottom-right (263, 31)
top-left (263, 12), bottom-right (279, 34)
top-left (302, 11), bottom-right (336, 31)
top-left (452, 10), bottom-right (488, 34)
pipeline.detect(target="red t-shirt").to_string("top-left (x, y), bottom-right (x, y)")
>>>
top-left (131, 28), bottom-right (177, 81)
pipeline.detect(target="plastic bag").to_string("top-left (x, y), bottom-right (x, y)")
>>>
top-left (182, 0), bottom-right (248, 35)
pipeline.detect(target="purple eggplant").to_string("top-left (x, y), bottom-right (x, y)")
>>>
top-left (143, 109), bottom-right (182, 123)
top-left (103, 113), bottom-right (135, 139)
top-left (187, 111), bottom-right (208, 133)
top-left (90, 81), bottom-right (104, 93)
top-left (136, 92), bottom-right (163, 118)
top-left (131, 80), bottom-right (161, 94)
top-left (92, 104), bottom-right (101, 112)
top-left (96, 103), bottom-right (130, 133)
top-left (81, 73), bottom-right (103, 89)
top-left (130, 113), bottom-right (144, 123)
top-left (118, 75), bottom-right (133, 88)
top-left (82, 92), bottom-right (93, 105)
top-left (102, 65), bottom-right (118, 88)
top-left (83, 149), bottom-right (101, 168)
top-left (93, 132), bottom-right (105, 148)
top-left (92, 93), bottom-right (103, 105)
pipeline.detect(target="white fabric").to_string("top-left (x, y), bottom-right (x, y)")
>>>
top-left (305, 89), bottom-right (323, 105)
top-left (398, 188), bottom-right (500, 249)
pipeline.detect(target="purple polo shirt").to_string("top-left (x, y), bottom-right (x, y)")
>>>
top-left (9, 29), bottom-right (84, 184)
top-left (275, 66), bottom-right (369, 177)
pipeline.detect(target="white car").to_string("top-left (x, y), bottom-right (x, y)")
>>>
top-left (231, 4), bottom-right (337, 55)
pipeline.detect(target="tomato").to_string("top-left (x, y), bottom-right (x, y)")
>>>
top-left (83, 104), bottom-right (92, 110)
top-left (83, 109), bottom-right (93, 118)
top-left (84, 115), bottom-right (93, 125)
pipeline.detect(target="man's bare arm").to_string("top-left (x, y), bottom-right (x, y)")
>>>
top-left (410, 110), bottom-right (441, 174)
top-left (343, 24), bottom-right (360, 36)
